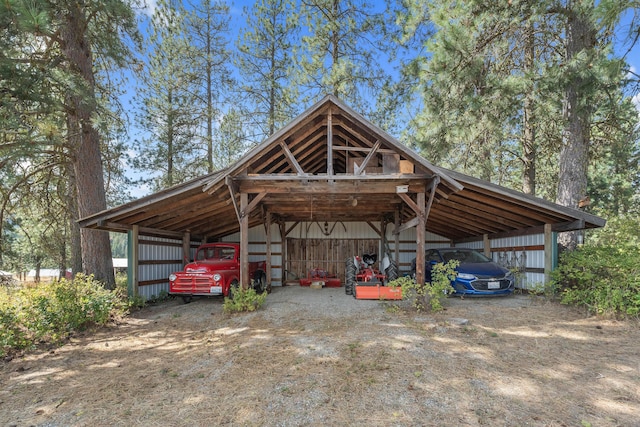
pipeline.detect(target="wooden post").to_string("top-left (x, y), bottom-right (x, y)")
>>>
top-left (544, 223), bottom-right (553, 285)
top-left (240, 192), bottom-right (249, 289)
top-left (483, 234), bottom-right (491, 258)
top-left (280, 219), bottom-right (287, 283)
top-left (394, 209), bottom-right (400, 268)
top-left (182, 231), bottom-right (191, 267)
top-left (327, 107), bottom-right (333, 176)
top-left (265, 210), bottom-right (272, 287)
top-left (415, 192), bottom-right (426, 285)
top-left (128, 225), bottom-right (139, 298)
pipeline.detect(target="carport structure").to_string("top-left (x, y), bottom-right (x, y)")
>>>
top-left (80, 95), bottom-right (605, 298)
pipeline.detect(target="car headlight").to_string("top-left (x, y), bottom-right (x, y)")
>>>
top-left (213, 273), bottom-right (222, 282)
top-left (457, 273), bottom-right (476, 280)
top-left (169, 274), bottom-right (177, 282)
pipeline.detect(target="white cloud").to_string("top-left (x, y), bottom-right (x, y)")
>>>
top-left (138, 0), bottom-right (158, 18)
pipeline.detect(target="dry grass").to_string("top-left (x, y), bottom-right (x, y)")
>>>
top-left (1, 286), bottom-right (639, 426)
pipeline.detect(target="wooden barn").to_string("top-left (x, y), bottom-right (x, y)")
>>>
top-left (79, 95), bottom-right (605, 300)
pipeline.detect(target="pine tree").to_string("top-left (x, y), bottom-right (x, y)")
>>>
top-left (296, 0), bottom-right (389, 114)
top-left (185, 0), bottom-right (233, 173)
top-left (135, 0), bottom-right (204, 191)
top-left (237, 0), bottom-right (299, 138)
top-left (1, 0), bottom-right (138, 287)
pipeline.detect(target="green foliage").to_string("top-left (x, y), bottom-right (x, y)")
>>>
top-left (391, 260), bottom-right (458, 312)
top-left (223, 286), bottom-right (267, 313)
top-left (0, 274), bottom-right (122, 356)
top-left (585, 214), bottom-right (640, 247)
top-left (551, 245), bottom-right (640, 317)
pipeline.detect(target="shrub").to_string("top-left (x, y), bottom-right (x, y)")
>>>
top-left (391, 260), bottom-right (458, 312)
top-left (223, 286), bottom-right (267, 313)
top-left (552, 245), bottom-right (640, 317)
top-left (0, 274), bottom-right (120, 357)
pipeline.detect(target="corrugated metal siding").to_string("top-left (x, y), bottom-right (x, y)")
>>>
top-left (137, 236), bottom-right (186, 301)
top-left (456, 241), bottom-right (484, 250)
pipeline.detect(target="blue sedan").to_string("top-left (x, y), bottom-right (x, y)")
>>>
top-left (411, 248), bottom-right (515, 296)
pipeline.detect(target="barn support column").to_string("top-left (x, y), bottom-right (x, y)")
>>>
top-left (279, 220), bottom-right (287, 283)
top-left (415, 192), bottom-right (426, 285)
top-left (240, 192), bottom-right (249, 289)
top-left (182, 231), bottom-right (191, 267)
top-left (265, 210), bottom-right (272, 287)
top-left (483, 234), bottom-right (491, 258)
top-left (544, 223), bottom-right (553, 284)
top-left (394, 210), bottom-right (400, 268)
top-left (127, 225), bottom-right (139, 298)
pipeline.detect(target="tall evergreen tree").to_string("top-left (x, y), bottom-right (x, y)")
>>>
top-left (296, 0), bottom-right (389, 114)
top-left (135, 0), bottom-right (204, 190)
top-left (237, 0), bottom-right (299, 138)
top-left (185, 0), bottom-right (233, 173)
top-left (1, 0), bottom-right (138, 287)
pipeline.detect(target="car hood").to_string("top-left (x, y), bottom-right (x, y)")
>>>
top-left (456, 262), bottom-right (509, 277)
top-left (185, 260), bottom-right (234, 273)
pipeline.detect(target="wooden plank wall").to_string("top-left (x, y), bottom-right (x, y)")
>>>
top-left (286, 238), bottom-right (380, 282)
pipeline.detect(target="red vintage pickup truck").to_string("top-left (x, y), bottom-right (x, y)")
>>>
top-left (169, 243), bottom-right (268, 303)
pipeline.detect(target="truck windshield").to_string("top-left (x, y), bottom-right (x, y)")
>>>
top-left (196, 246), bottom-right (236, 261)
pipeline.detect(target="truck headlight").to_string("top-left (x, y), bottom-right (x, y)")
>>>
top-left (213, 274), bottom-right (222, 282)
top-left (169, 274), bottom-right (177, 282)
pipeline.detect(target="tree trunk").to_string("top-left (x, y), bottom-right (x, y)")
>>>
top-left (60, 3), bottom-right (114, 288)
top-left (556, 1), bottom-right (595, 251)
top-left (66, 160), bottom-right (83, 277)
top-left (522, 19), bottom-right (536, 196)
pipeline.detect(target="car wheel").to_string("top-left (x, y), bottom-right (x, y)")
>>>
top-left (345, 257), bottom-right (356, 296)
top-left (181, 296), bottom-right (192, 304)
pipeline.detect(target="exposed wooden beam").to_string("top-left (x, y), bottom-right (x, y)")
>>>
top-left (366, 221), bottom-right (381, 237)
top-left (242, 192), bottom-right (267, 218)
top-left (397, 193), bottom-right (421, 216)
top-left (424, 176), bottom-right (439, 223)
top-left (226, 176), bottom-right (241, 222)
top-left (395, 217), bottom-right (419, 234)
top-left (333, 146), bottom-right (396, 154)
top-left (279, 140), bottom-right (307, 176)
top-left (354, 140), bottom-right (381, 175)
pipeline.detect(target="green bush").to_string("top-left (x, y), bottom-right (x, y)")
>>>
top-left (552, 245), bottom-right (640, 317)
top-left (223, 286), bottom-right (267, 313)
top-left (391, 260), bottom-right (458, 312)
top-left (0, 274), bottom-right (121, 357)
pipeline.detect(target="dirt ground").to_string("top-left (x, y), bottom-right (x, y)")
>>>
top-left (1, 286), bottom-right (639, 427)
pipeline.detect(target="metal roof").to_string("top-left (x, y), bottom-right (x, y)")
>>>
top-left (80, 95), bottom-right (605, 241)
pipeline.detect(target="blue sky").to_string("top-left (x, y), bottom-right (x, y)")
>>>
top-left (124, 0), bottom-right (640, 199)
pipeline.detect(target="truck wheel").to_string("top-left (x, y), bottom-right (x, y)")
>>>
top-left (181, 296), bottom-right (192, 304)
top-left (254, 271), bottom-right (270, 293)
top-left (345, 257), bottom-right (356, 296)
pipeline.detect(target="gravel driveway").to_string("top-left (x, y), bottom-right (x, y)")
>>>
top-left (1, 285), bottom-right (639, 426)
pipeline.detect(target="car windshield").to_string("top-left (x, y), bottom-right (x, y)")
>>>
top-left (196, 246), bottom-right (236, 261)
top-left (439, 249), bottom-right (491, 264)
